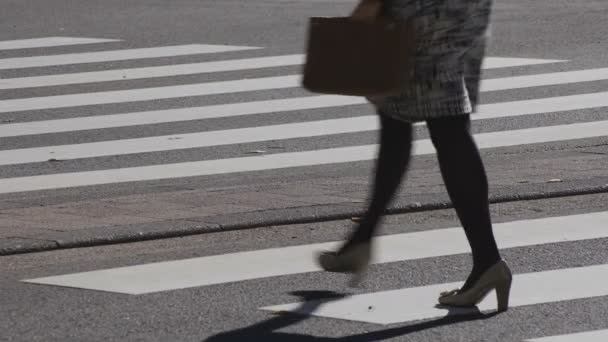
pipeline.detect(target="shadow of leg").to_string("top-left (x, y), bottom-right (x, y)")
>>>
top-left (346, 310), bottom-right (502, 342)
top-left (204, 291), bottom-right (505, 342)
top-left (204, 291), bottom-right (348, 342)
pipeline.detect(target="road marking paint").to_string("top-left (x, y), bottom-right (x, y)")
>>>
top-left (0, 112), bottom-right (606, 166)
top-left (1, 90), bottom-right (607, 138)
top-left (479, 57), bottom-right (565, 69)
top-left (0, 44), bottom-right (260, 70)
top-left (482, 68), bottom-right (608, 91)
top-left (526, 329), bottom-right (608, 342)
top-left (0, 37), bottom-right (120, 50)
top-left (0, 55), bottom-right (304, 89)
top-left (22, 211), bottom-right (608, 294)
top-left (0, 119), bottom-right (606, 191)
top-left (0, 56), bottom-right (562, 89)
top-left (0, 95), bottom-right (361, 137)
top-left (262, 264), bottom-right (608, 325)
top-left (0, 116), bottom-right (378, 165)
top-left (0, 75), bottom-right (298, 113)
top-left (1, 67), bottom-right (603, 113)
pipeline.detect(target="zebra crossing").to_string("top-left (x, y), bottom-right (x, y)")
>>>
top-left (23, 210), bottom-right (608, 338)
top-left (2, 35), bottom-right (608, 340)
top-left (0, 36), bottom-right (606, 196)
top-left (4, 65), bottom-right (608, 113)
top-left (0, 118), bottom-right (606, 194)
top-left (24, 211), bottom-right (608, 293)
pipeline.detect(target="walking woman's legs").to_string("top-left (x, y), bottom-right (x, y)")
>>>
top-left (342, 114), bottom-right (413, 250)
top-left (427, 115), bottom-right (501, 290)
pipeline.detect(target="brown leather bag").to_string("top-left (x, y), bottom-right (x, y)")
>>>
top-left (302, 1), bottom-right (415, 97)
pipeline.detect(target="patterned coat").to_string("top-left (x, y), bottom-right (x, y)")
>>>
top-left (376, 0), bottom-right (494, 122)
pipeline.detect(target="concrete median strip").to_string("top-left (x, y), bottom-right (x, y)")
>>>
top-left (3, 183), bottom-right (608, 256)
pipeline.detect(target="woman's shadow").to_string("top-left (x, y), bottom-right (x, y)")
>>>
top-left (204, 290), bottom-right (501, 342)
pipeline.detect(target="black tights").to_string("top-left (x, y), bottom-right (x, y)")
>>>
top-left (345, 114), bottom-right (501, 289)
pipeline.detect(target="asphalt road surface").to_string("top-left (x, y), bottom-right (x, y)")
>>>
top-left (0, 0), bottom-right (607, 341)
top-left (2, 195), bottom-right (608, 341)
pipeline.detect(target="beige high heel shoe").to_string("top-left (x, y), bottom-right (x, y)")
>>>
top-left (438, 260), bottom-right (513, 312)
top-left (317, 243), bottom-right (372, 286)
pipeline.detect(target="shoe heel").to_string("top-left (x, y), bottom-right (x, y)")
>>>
top-left (495, 279), bottom-right (512, 312)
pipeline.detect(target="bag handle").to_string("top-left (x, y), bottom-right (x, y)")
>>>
top-left (350, 0), bottom-right (383, 22)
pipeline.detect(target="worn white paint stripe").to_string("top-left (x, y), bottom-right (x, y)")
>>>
top-left (1, 67), bottom-right (603, 113)
top-left (1, 114), bottom-right (607, 166)
top-left (0, 37), bottom-right (120, 50)
top-left (22, 211), bottom-right (608, 294)
top-left (0, 95), bottom-right (362, 137)
top-left (0, 144), bottom-right (373, 194)
top-left (526, 330), bottom-right (608, 342)
top-left (0, 55), bottom-right (305, 90)
top-left (262, 264), bottom-right (608, 325)
top-left (0, 119), bottom-right (607, 193)
top-left (0, 116), bottom-right (375, 165)
top-left (476, 91), bottom-right (608, 119)
top-left (0, 56), bottom-right (561, 90)
top-left (1, 90), bottom-right (607, 138)
top-left (480, 57), bottom-right (565, 69)
top-left (0, 44), bottom-right (260, 70)
top-left (482, 68), bottom-right (608, 92)
top-left (0, 75), bottom-right (298, 113)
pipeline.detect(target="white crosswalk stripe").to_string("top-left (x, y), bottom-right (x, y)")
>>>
top-left (1, 120), bottom-right (606, 192)
top-left (0, 54), bottom-right (305, 89)
top-left (3, 67), bottom-right (608, 113)
top-left (0, 37), bottom-right (121, 50)
top-left (0, 44), bottom-right (260, 70)
top-left (526, 330), bottom-right (608, 342)
top-left (23, 211), bottom-right (608, 294)
top-left (7, 36), bottom-right (608, 337)
top-left (262, 264), bottom-right (608, 324)
top-left (0, 56), bottom-right (562, 90)
top-left (0, 117), bottom-right (606, 167)
top-left (1, 91), bottom-right (606, 138)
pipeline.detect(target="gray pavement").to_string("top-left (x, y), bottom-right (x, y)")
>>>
top-left (1, 140), bottom-right (607, 255)
top-left (2, 194), bottom-right (608, 341)
top-left (0, 0), bottom-right (608, 340)
top-left (0, 0), bottom-right (607, 256)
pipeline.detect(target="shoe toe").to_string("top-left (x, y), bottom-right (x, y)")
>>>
top-left (439, 289), bottom-right (460, 298)
top-left (438, 289), bottom-right (462, 305)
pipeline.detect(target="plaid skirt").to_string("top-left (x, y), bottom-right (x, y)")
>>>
top-left (376, 0), bottom-right (493, 123)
